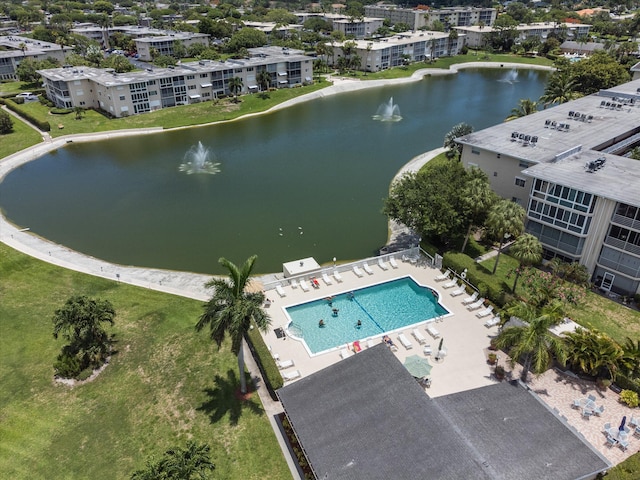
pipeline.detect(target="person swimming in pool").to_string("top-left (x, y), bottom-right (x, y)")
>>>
top-left (319, 319), bottom-right (326, 327)
top-left (356, 319), bottom-right (362, 328)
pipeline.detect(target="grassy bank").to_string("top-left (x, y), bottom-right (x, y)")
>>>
top-left (0, 114), bottom-right (42, 160)
top-left (0, 243), bottom-right (290, 479)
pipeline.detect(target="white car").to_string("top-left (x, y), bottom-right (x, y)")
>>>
top-left (16, 92), bottom-right (38, 101)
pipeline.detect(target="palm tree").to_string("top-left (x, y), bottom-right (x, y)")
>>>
top-left (460, 170), bottom-right (496, 253)
top-left (228, 76), bottom-right (243, 103)
top-left (505, 98), bottom-right (539, 121)
top-left (496, 301), bottom-right (566, 382)
top-left (621, 337), bottom-right (640, 378)
top-left (131, 441), bottom-right (214, 480)
top-left (539, 70), bottom-right (579, 107)
top-left (447, 29), bottom-right (458, 56)
top-left (485, 199), bottom-right (526, 274)
top-left (509, 233), bottom-right (542, 291)
top-left (196, 255), bottom-right (270, 394)
top-left (564, 328), bottom-right (624, 380)
top-left (257, 69), bottom-right (271, 92)
top-left (443, 122), bottom-right (473, 159)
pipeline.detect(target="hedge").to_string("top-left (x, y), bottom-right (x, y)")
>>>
top-left (442, 252), bottom-right (511, 307)
top-left (246, 320), bottom-right (283, 398)
top-left (615, 372), bottom-right (640, 395)
top-left (4, 99), bottom-right (50, 131)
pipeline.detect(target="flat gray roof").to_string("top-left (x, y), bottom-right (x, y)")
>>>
top-left (458, 78), bottom-right (640, 203)
top-left (38, 48), bottom-right (312, 87)
top-left (277, 345), bottom-right (608, 480)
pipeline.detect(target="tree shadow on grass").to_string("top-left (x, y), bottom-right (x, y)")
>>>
top-left (197, 369), bottom-right (263, 425)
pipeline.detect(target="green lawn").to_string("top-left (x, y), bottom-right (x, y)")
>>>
top-left (0, 243), bottom-right (290, 480)
top-left (15, 81), bottom-right (329, 139)
top-left (479, 255), bottom-right (640, 343)
top-left (0, 115), bottom-right (42, 160)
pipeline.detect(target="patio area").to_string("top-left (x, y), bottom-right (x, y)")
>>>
top-left (259, 254), bottom-right (639, 467)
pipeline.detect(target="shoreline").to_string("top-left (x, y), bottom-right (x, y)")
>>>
top-left (0, 61), bottom-right (553, 299)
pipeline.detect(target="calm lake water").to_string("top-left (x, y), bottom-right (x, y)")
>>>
top-left (0, 68), bottom-right (548, 274)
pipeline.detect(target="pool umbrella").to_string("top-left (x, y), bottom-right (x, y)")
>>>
top-left (404, 355), bottom-right (433, 379)
top-left (438, 338), bottom-right (444, 352)
top-left (619, 416), bottom-right (627, 432)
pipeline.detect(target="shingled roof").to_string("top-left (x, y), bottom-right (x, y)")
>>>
top-left (277, 345), bottom-right (609, 480)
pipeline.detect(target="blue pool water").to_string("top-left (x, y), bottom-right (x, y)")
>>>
top-left (285, 277), bottom-right (449, 354)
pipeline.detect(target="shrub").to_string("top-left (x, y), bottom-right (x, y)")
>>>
top-left (442, 252), bottom-right (509, 306)
top-left (616, 373), bottom-right (640, 394)
top-left (619, 389), bottom-right (639, 408)
top-left (0, 110), bottom-right (13, 134)
top-left (53, 351), bottom-right (81, 378)
top-left (13, 96), bottom-right (25, 104)
top-left (245, 321), bottom-right (283, 396)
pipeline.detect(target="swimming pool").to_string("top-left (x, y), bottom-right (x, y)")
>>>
top-left (284, 276), bottom-right (449, 354)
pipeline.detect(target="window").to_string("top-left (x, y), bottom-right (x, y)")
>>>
top-left (188, 85), bottom-right (196, 90)
top-left (79, 101), bottom-right (85, 106)
top-left (515, 177), bottom-right (526, 187)
top-left (471, 148), bottom-right (480, 155)
top-left (186, 75), bottom-right (195, 80)
top-left (519, 160), bottom-right (531, 168)
top-left (496, 153), bottom-right (501, 158)
top-left (493, 172), bottom-right (498, 177)
top-left (119, 95), bottom-right (125, 101)
top-left (147, 80), bottom-right (156, 85)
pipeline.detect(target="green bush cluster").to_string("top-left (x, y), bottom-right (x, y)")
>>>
top-left (442, 252), bottom-right (510, 306)
top-left (619, 389), bottom-right (639, 408)
top-left (4, 99), bottom-right (50, 131)
top-left (13, 96), bottom-right (25, 104)
top-left (246, 321), bottom-right (283, 395)
top-left (616, 373), bottom-right (640, 395)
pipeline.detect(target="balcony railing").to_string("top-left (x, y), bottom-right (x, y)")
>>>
top-left (604, 236), bottom-right (640, 257)
top-left (596, 258), bottom-right (640, 279)
top-left (611, 213), bottom-right (640, 231)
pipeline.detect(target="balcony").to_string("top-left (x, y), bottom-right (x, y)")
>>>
top-left (603, 236), bottom-right (640, 257)
top-left (611, 213), bottom-right (640, 231)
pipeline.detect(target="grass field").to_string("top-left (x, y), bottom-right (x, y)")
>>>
top-left (0, 243), bottom-right (290, 480)
top-left (0, 114), bottom-right (42, 159)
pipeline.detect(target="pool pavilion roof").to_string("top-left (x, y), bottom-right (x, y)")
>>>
top-left (277, 345), bottom-right (609, 480)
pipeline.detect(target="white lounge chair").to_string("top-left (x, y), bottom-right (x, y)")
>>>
top-left (353, 265), bottom-right (364, 277)
top-left (299, 279), bottom-right (310, 292)
top-left (462, 291), bottom-right (479, 305)
top-left (467, 298), bottom-right (485, 311)
top-left (426, 325), bottom-right (440, 339)
top-left (476, 306), bottom-right (494, 318)
top-left (277, 359), bottom-right (295, 370)
top-left (378, 257), bottom-right (389, 270)
top-left (290, 279), bottom-right (298, 289)
top-left (322, 272), bottom-right (333, 285)
top-left (389, 256), bottom-right (399, 269)
top-left (275, 285), bottom-right (286, 298)
top-left (340, 348), bottom-right (354, 359)
top-left (363, 262), bottom-right (374, 275)
top-left (450, 284), bottom-right (465, 296)
top-left (366, 338), bottom-right (377, 348)
top-left (442, 278), bottom-right (457, 289)
top-left (282, 370), bottom-right (301, 381)
top-left (412, 328), bottom-right (427, 345)
top-left (484, 316), bottom-right (500, 328)
top-left (423, 344), bottom-right (432, 356)
top-left (434, 270), bottom-right (450, 281)
top-left (334, 270), bottom-right (343, 282)
top-left (398, 333), bottom-right (413, 350)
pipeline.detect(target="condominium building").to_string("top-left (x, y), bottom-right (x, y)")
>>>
top-left (457, 78), bottom-right (640, 295)
top-left (38, 47), bottom-right (313, 117)
top-left (134, 32), bottom-right (210, 61)
top-left (364, 5), bottom-right (496, 30)
top-left (455, 22), bottom-right (592, 49)
top-left (0, 35), bottom-right (70, 80)
top-left (329, 30), bottom-right (462, 72)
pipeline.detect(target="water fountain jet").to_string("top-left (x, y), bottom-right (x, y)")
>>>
top-left (179, 141), bottom-right (221, 175)
top-left (373, 97), bottom-right (402, 122)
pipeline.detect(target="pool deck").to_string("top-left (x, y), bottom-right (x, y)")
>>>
top-left (264, 260), bottom-right (499, 399)
top-left (263, 261), bottom-right (639, 467)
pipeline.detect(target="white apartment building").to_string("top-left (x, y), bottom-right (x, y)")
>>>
top-left (134, 32), bottom-right (210, 61)
top-left (329, 30), bottom-right (462, 72)
top-left (0, 35), bottom-right (70, 80)
top-left (38, 47), bottom-right (313, 118)
top-left (455, 22), bottom-right (592, 49)
top-left (364, 5), bottom-right (496, 30)
top-left (457, 78), bottom-right (640, 296)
